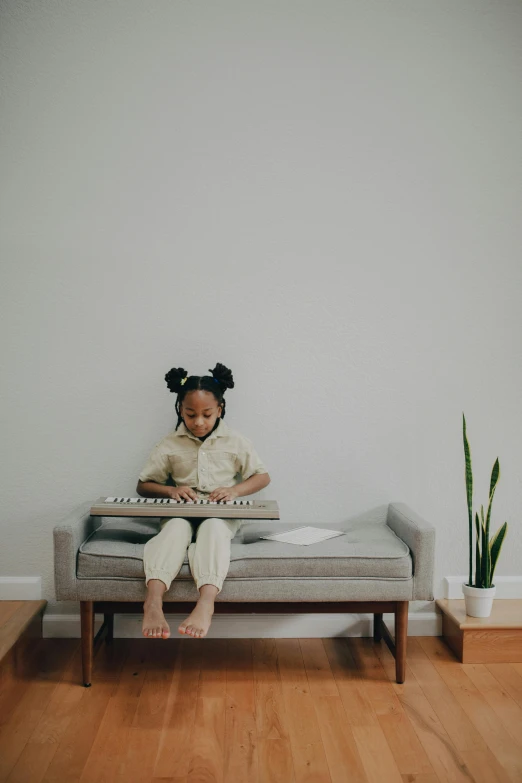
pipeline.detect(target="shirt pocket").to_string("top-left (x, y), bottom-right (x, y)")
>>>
top-left (167, 454), bottom-right (198, 487)
top-left (207, 451), bottom-right (240, 485)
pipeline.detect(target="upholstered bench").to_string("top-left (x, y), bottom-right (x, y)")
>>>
top-left (53, 501), bottom-right (435, 686)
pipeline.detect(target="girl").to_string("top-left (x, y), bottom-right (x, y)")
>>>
top-left (137, 362), bottom-right (270, 639)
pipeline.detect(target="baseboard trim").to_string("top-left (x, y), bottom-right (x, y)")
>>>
top-left (444, 576), bottom-right (522, 599)
top-left (0, 577), bottom-right (42, 600)
top-left (43, 610), bottom-right (441, 639)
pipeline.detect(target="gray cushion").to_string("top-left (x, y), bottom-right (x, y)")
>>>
top-left (77, 517), bottom-right (411, 581)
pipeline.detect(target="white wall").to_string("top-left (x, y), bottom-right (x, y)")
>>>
top-left (1, 0), bottom-right (521, 616)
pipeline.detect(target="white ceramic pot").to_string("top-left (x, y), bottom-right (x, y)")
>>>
top-left (462, 584), bottom-right (496, 617)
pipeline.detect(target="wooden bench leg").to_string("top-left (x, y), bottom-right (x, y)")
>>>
top-left (104, 613), bottom-right (114, 643)
top-left (80, 601), bottom-right (94, 687)
top-left (395, 601), bottom-right (408, 684)
top-left (373, 613), bottom-right (383, 642)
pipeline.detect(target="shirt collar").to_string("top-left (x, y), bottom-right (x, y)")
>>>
top-left (174, 419), bottom-right (229, 443)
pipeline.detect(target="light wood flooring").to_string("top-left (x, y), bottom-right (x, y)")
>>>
top-left (1, 635), bottom-right (522, 783)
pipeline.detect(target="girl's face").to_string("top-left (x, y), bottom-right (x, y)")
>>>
top-left (180, 390), bottom-right (222, 439)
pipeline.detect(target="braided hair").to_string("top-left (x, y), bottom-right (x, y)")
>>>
top-left (164, 362), bottom-right (235, 429)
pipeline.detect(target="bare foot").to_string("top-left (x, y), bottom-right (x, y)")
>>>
top-left (143, 598), bottom-right (170, 639)
top-left (178, 599), bottom-right (214, 638)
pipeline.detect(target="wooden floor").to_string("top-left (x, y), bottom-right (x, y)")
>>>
top-left (1, 635), bottom-right (522, 783)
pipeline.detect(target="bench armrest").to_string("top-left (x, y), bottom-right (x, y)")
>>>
top-left (53, 502), bottom-right (101, 600)
top-left (386, 503), bottom-right (435, 600)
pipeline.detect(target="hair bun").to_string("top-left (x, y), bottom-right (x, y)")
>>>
top-left (209, 362), bottom-right (234, 391)
top-left (165, 367), bottom-right (188, 393)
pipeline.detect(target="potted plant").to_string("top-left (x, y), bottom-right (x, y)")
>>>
top-left (462, 414), bottom-right (508, 617)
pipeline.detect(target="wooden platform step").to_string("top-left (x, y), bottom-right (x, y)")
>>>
top-left (0, 600), bottom-right (47, 680)
top-left (437, 598), bottom-right (522, 663)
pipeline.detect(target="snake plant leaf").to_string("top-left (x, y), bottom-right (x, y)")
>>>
top-left (463, 414), bottom-right (473, 586)
top-left (489, 458), bottom-right (500, 499)
top-left (489, 522), bottom-right (508, 585)
top-left (474, 512), bottom-right (481, 587)
top-left (485, 460), bottom-right (500, 536)
top-left (483, 461), bottom-right (499, 588)
top-left (481, 513), bottom-right (489, 588)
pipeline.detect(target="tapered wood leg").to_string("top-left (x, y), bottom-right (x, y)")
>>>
top-left (104, 613), bottom-right (114, 643)
top-left (80, 601), bottom-right (94, 687)
top-left (395, 601), bottom-right (408, 683)
top-left (373, 613), bottom-right (383, 642)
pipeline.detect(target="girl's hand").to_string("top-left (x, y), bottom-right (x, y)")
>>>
top-left (169, 486), bottom-right (198, 502)
top-left (208, 486), bottom-right (239, 502)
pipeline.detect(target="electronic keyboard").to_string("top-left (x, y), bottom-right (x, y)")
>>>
top-left (90, 496), bottom-right (280, 519)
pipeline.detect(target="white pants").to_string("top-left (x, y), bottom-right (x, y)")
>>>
top-left (143, 516), bottom-right (242, 593)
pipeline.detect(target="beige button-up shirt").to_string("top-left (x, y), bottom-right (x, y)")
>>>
top-left (138, 420), bottom-right (268, 495)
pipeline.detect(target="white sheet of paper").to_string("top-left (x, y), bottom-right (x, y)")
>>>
top-left (260, 526), bottom-right (344, 546)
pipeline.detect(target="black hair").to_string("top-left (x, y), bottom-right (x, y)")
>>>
top-left (164, 362), bottom-right (235, 429)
